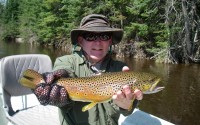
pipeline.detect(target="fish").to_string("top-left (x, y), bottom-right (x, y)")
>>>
top-left (19, 69), bottom-right (164, 112)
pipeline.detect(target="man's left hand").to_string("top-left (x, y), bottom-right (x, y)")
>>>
top-left (112, 66), bottom-right (143, 110)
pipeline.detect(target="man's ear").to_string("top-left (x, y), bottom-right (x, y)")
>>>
top-left (109, 37), bottom-right (112, 46)
top-left (109, 40), bottom-right (112, 46)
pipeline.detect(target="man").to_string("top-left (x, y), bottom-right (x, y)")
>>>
top-left (34, 14), bottom-right (143, 125)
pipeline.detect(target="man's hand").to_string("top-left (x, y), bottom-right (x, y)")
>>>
top-left (112, 66), bottom-right (143, 110)
top-left (34, 69), bottom-right (70, 107)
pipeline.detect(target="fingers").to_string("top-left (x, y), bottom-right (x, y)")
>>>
top-left (53, 69), bottom-right (70, 78)
top-left (49, 86), bottom-right (68, 101)
top-left (59, 88), bottom-right (68, 103)
top-left (48, 85), bottom-right (68, 106)
top-left (112, 85), bottom-right (143, 110)
top-left (112, 85), bottom-right (134, 101)
top-left (122, 85), bottom-right (134, 100)
top-left (114, 86), bottom-right (142, 101)
top-left (122, 66), bottom-right (143, 100)
top-left (34, 84), bottom-right (50, 98)
top-left (114, 91), bottom-right (125, 100)
top-left (49, 85), bottom-right (60, 102)
top-left (34, 83), bottom-right (69, 106)
top-left (43, 69), bottom-right (69, 85)
top-left (112, 85), bottom-right (135, 110)
top-left (134, 89), bottom-right (143, 100)
top-left (122, 66), bottom-right (130, 72)
top-left (43, 73), bottom-right (54, 84)
top-left (34, 84), bottom-right (50, 105)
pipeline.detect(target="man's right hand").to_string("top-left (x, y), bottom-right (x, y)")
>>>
top-left (33, 69), bottom-right (70, 107)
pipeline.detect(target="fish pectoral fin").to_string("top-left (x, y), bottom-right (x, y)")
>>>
top-left (82, 102), bottom-right (97, 112)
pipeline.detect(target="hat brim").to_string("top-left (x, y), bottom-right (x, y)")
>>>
top-left (71, 27), bottom-right (123, 45)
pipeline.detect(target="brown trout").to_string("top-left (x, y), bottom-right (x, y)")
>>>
top-left (19, 69), bottom-right (164, 112)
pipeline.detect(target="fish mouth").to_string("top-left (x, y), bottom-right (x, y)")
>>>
top-left (23, 75), bottom-right (34, 81)
top-left (143, 78), bottom-right (165, 94)
top-left (20, 69), bottom-right (45, 87)
top-left (143, 86), bottom-right (165, 94)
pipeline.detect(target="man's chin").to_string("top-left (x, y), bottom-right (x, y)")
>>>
top-left (89, 56), bottom-right (104, 63)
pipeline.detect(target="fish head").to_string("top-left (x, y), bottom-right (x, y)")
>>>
top-left (142, 77), bottom-right (164, 94)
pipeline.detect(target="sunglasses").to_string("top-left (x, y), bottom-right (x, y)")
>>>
top-left (81, 32), bottom-right (112, 41)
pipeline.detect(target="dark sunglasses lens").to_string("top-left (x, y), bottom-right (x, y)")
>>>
top-left (82, 33), bottom-right (111, 41)
top-left (82, 33), bottom-right (95, 41)
top-left (100, 33), bottom-right (111, 41)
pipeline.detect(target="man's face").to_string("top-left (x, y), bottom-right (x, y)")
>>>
top-left (78, 32), bottom-right (112, 63)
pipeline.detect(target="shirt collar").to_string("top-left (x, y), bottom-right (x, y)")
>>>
top-left (74, 49), bottom-right (111, 73)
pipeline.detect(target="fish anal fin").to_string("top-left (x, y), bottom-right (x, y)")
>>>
top-left (82, 102), bottom-right (97, 112)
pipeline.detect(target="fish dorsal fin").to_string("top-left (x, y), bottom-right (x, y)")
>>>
top-left (82, 102), bottom-right (97, 112)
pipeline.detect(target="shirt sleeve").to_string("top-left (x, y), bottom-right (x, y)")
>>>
top-left (53, 55), bottom-right (77, 78)
top-left (110, 99), bottom-right (139, 116)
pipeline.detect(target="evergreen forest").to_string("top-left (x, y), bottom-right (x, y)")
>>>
top-left (0, 0), bottom-right (199, 64)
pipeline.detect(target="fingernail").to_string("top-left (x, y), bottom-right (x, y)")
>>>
top-left (112, 95), bottom-right (117, 99)
top-left (122, 66), bottom-right (130, 72)
top-left (117, 90), bottom-right (122, 95)
top-left (123, 85), bottom-right (129, 89)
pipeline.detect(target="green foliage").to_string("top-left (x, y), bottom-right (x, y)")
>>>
top-left (35, 0), bottom-right (82, 44)
top-left (18, 0), bottom-right (41, 41)
top-left (0, 3), bottom-right (5, 38)
top-left (1, 21), bottom-right (19, 40)
top-left (3, 0), bottom-right (20, 23)
top-left (125, 23), bottom-right (148, 38)
top-left (0, 0), bottom-right (169, 58)
top-left (1, 0), bottom-right (20, 39)
top-left (1, 0), bottom-right (199, 63)
top-left (0, 3), bottom-right (4, 20)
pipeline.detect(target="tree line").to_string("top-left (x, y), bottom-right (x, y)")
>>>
top-left (0, 0), bottom-right (199, 64)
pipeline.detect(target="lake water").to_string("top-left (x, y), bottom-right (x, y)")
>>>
top-left (0, 41), bottom-right (200, 125)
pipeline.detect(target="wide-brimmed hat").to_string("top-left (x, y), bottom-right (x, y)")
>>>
top-left (71, 14), bottom-right (123, 45)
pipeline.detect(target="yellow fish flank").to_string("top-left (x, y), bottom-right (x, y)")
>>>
top-left (19, 69), bottom-right (164, 112)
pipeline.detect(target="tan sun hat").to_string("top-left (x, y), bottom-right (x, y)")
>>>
top-left (70, 14), bottom-right (123, 45)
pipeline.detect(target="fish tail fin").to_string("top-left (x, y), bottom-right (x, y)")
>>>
top-left (19, 69), bottom-right (45, 89)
